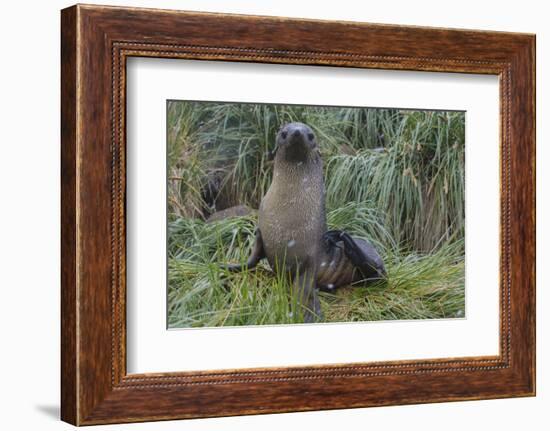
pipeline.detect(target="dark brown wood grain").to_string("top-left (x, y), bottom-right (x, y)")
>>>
top-left (61, 4), bottom-right (536, 425)
top-left (60, 5), bottom-right (77, 425)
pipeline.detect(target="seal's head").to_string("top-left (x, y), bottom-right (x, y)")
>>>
top-left (273, 122), bottom-right (319, 163)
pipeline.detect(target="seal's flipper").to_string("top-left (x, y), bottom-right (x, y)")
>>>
top-left (293, 268), bottom-right (322, 323)
top-left (342, 233), bottom-right (387, 281)
top-left (323, 230), bottom-right (386, 281)
top-left (323, 230), bottom-right (345, 249)
top-left (222, 229), bottom-right (266, 272)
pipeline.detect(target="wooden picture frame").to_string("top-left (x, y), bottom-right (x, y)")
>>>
top-left (61, 4), bottom-right (535, 425)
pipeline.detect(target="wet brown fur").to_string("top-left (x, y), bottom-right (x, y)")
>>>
top-left (225, 122), bottom-right (368, 321)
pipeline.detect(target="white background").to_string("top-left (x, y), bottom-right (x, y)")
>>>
top-left (0, 0), bottom-right (547, 430)
top-left (127, 59), bottom-right (500, 373)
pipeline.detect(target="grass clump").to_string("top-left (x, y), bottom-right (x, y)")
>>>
top-left (167, 214), bottom-right (464, 327)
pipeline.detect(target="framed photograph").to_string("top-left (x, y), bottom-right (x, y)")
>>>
top-left (61, 4), bottom-right (535, 425)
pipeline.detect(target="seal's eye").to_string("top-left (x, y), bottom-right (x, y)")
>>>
top-left (308, 132), bottom-right (315, 141)
top-left (281, 131), bottom-right (288, 139)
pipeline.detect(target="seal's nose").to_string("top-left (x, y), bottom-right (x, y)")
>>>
top-left (292, 129), bottom-right (301, 138)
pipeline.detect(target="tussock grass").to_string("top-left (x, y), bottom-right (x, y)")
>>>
top-left (167, 213), bottom-right (464, 328)
top-left (166, 101), bottom-right (465, 328)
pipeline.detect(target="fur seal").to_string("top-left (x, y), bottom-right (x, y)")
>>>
top-left (223, 122), bottom-right (386, 322)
